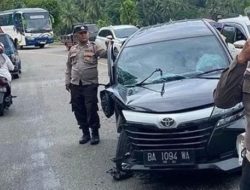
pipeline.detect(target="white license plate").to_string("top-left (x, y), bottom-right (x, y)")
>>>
top-left (143, 150), bottom-right (195, 166)
top-left (0, 88), bottom-right (7, 92)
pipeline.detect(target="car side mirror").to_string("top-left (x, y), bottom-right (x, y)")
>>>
top-left (233, 40), bottom-right (246, 49)
top-left (221, 26), bottom-right (236, 44)
top-left (100, 90), bottom-right (115, 118)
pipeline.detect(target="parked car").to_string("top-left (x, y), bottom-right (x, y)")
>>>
top-left (0, 33), bottom-right (21, 78)
top-left (101, 19), bottom-right (246, 180)
top-left (218, 15), bottom-right (250, 48)
top-left (207, 19), bottom-right (240, 57)
top-left (95, 25), bottom-right (138, 55)
top-left (60, 23), bottom-right (99, 51)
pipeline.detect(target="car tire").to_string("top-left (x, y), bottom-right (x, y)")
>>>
top-left (113, 130), bottom-right (133, 181)
top-left (39, 44), bottom-right (45, 48)
top-left (0, 103), bottom-right (4, 116)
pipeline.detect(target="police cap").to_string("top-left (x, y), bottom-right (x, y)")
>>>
top-left (73, 25), bottom-right (88, 34)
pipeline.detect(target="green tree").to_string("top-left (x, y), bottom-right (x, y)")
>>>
top-left (104, 0), bottom-right (121, 25)
top-left (137, 0), bottom-right (163, 26)
top-left (59, 0), bottom-right (78, 34)
top-left (0, 0), bottom-right (25, 11)
top-left (120, 0), bottom-right (138, 25)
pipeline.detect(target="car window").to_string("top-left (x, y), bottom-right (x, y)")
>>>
top-left (87, 25), bottom-right (98, 33)
top-left (98, 30), bottom-right (107, 37)
top-left (7, 36), bottom-right (16, 52)
top-left (105, 30), bottom-right (113, 37)
top-left (117, 36), bottom-right (229, 86)
top-left (114, 27), bottom-right (138, 38)
top-left (98, 30), bottom-right (105, 37)
top-left (98, 29), bottom-right (113, 38)
top-left (0, 35), bottom-right (14, 55)
top-left (235, 27), bottom-right (247, 41)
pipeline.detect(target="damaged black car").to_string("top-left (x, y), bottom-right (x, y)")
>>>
top-left (101, 19), bottom-right (246, 180)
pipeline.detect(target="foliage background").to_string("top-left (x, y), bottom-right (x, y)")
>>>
top-left (1, 0), bottom-right (250, 35)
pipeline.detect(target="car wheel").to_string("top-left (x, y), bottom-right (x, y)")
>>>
top-left (113, 130), bottom-right (133, 181)
top-left (0, 103), bottom-right (4, 116)
top-left (39, 44), bottom-right (45, 48)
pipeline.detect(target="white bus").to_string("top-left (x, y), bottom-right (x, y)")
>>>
top-left (0, 8), bottom-right (54, 48)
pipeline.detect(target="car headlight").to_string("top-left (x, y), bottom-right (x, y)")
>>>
top-left (211, 103), bottom-right (244, 127)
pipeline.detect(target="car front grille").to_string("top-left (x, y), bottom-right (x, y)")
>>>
top-left (125, 119), bottom-right (214, 151)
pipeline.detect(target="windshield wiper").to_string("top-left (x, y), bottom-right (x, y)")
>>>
top-left (156, 75), bottom-right (186, 96)
top-left (126, 68), bottom-right (163, 87)
top-left (195, 68), bottom-right (225, 77)
top-left (153, 75), bottom-right (186, 82)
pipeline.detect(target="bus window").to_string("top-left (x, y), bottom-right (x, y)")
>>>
top-left (13, 13), bottom-right (24, 32)
top-left (0, 14), bottom-right (13, 26)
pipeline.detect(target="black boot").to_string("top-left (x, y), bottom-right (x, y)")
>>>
top-left (79, 128), bottom-right (90, 144)
top-left (90, 129), bottom-right (100, 145)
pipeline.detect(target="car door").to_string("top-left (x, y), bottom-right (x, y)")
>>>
top-left (99, 38), bottom-right (116, 119)
top-left (95, 29), bottom-right (114, 50)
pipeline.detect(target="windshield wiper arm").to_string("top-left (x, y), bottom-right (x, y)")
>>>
top-left (132, 68), bottom-right (163, 87)
top-left (195, 68), bottom-right (225, 77)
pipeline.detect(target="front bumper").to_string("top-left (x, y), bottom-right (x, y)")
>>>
top-left (121, 157), bottom-right (240, 172)
top-left (25, 37), bottom-right (54, 46)
top-left (119, 115), bottom-right (246, 172)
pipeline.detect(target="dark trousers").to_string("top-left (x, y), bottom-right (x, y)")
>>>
top-left (240, 157), bottom-right (250, 190)
top-left (70, 84), bottom-right (100, 131)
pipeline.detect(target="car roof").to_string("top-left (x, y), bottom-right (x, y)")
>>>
top-left (100, 25), bottom-right (137, 30)
top-left (218, 16), bottom-right (250, 25)
top-left (0, 8), bottom-right (47, 14)
top-left (125, 20), bottom-right (215, 47)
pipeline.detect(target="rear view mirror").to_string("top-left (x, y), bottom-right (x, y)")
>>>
top-left (233, 40), bottom-right (246, 49)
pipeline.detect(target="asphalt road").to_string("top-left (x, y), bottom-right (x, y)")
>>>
top-left (0, 45), bottom-right (242, 190)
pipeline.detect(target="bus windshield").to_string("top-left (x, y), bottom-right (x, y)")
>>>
top-left (23, 12), bottom-right (52, 33)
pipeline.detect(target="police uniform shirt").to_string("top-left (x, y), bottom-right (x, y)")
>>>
top-left (65, 42), bottom-right (106, 86)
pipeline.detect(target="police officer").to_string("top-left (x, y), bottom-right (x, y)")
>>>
top-left (65, 25), bottom-right (107, 145)
top-left (214, 39), bottom-right (250, 190)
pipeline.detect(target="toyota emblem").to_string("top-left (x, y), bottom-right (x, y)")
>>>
top-left (160, 118), bottom-right (175, 128)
